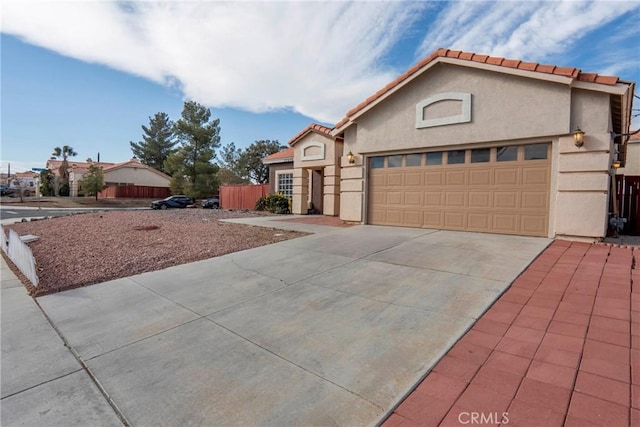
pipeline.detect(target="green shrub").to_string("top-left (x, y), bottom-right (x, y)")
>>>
top-left (255, 193), bottom-right (291, 214)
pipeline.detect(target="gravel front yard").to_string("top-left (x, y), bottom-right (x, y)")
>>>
top-left (6, 209), bottom-right (305, 296)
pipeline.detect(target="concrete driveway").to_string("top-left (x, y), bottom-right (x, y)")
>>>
top-left (30, 224), bottom-right (549, 426)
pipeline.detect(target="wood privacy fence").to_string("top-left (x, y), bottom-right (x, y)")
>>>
top-left (220, 184), bottom-right (269, 210)
top-left (615, 175), bottom-right (640, 235)
top-left (99, 185), bottom-right (171, 199)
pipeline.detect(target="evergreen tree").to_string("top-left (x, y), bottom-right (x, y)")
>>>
top-left (164, 101), bottom-right (220, 198)
top-left (237, 140), bottom-right (286, 183)
top-left (80, 164), bottom-right (106, 200)
top-left (130, 112), bottom-right (176, 174)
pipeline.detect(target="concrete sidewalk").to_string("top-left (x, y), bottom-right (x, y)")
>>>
top-left (0, 257), bottom-right (121, 426)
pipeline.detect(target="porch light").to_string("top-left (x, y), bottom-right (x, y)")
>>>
top-left (347, 151), bottom-right (356, 164)
top-left (572, 127), bottom-right (585, 147)
top-left (612, 160), bottom-right (621, 169)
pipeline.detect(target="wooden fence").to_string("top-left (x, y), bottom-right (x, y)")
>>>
top-left (99, 185), bottom-right (171, 199)
top-left (220, 184), bottom-right (269, 210)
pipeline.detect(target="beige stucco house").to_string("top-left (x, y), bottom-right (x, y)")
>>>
top-left (282, 48), bottom-right (636, 241)
top-left (46, 158), bottom-right (171, 197)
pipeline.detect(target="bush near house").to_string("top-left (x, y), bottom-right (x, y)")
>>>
top-left (255, 193), bottom-right (290, 214)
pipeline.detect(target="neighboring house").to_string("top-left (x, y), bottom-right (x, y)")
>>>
top-left (617, 132), bottom-right (640, 176)
top-left (280, 48), bottom-right (635, 241)
top-left (9, 171), bottom-right (38, 195)
top-left (262, 147), bottom-right (294, 198)
top-left (45, 158), bottom-right (171, 197)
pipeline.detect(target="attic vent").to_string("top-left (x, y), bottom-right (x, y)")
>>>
top-left (416, 92), bottom-right (472, 129)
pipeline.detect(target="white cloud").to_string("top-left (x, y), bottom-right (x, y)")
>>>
top-left (2, 0), bottom-right (426, 124)
top-left (417, 1), bottom-right (640, 64)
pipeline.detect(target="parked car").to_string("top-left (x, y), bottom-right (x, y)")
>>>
top-left (201, 196), bottom-right (220, 209)
top-left (150, 195), bottom-right (194, 210)
top-left (0, 185), bottom-right (13, 196)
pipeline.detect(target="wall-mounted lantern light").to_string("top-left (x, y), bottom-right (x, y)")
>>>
top-left (612, 160), bottom-right (621, 169)
top-left (347, 151), bottom-right (356, 164)
top-left (572, 127), bottom-right (585, 147)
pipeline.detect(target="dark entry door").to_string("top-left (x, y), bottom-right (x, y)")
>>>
top-left (311, 169), bottom-right (323, 214)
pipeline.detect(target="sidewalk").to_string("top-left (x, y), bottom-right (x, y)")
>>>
top-left (0, 256), bottom-right (121, 426)
top-left (383, 241), bottom-right (639, 427)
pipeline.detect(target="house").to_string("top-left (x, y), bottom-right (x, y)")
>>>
top-left (45, 158), bottom-right (171, 198)
top-left (617, 132), bottom-right (640, 175)
top-left (9, 171), bottom-right (38, 195)
top-left (262, 147), bottom-right (294, 198)
top-left (277, 48), bottom-right (636, 241)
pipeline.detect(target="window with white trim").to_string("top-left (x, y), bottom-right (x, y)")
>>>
top-left (276, 172), bottom-right (293, 199)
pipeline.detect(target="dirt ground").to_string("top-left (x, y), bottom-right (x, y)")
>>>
top-left (5, 209), bottom-right (305, 296)
top-left (1, 196), bottom-right (154, 208)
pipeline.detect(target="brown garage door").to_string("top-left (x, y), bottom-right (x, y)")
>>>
top-left (368, 143), bottom-right (551, 236)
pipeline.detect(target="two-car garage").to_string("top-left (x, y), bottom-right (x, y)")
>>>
top-left (367, 143), bottom-right (551, 237)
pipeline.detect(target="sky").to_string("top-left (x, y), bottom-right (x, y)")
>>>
top-left (1, 0), bottom-right (639, 173)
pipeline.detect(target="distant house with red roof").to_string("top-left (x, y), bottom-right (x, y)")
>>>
top-left (266, 47), bottom-right (635, 240)
top-left (45, 157), bottom-right (171, 198)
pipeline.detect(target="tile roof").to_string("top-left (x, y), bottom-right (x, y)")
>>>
top-left (335, 48), bottom-right (622, 129)
top-left (262, 147), bottom-right (294, 162)
top-left (288, 123), bottom-right (334, 146)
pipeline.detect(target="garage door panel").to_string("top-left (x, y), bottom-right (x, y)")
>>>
top-left (425, 171), bottom-right (443, 185)
top-left (522, 167), bottom-right (550, 185)
top-left (405, 172), bottom-right (423, 186)
top-left (386, 210), bottom-right (403, 225)
top-left (469, 169), bottom-right (491, 186)
top-left (445, 192), bottom-right (465, 207)
top-left (494, 191), bottom-right (519, 209)
top-left (387, 173), bottom-right (403, 186)
top-left (493, 214), bottom-right (519, 233)
top-left (444, 212), bottom-right (465, 229)
top-left (405, 191), bottom-right (423, 206)
top-left (424, 192), bottom-right (443, 206)
top-left (467, 213), bottom-right (491, 231)
top-left (521, 191), bottom-right (549, 210)
top-left (520, 215), bottom-right (547, 236)
top-left (387, 192), bottom-right (403, 205)
top-left (403, 211), bottom-right (422, 227)
top-left (494, 168), bottom-right (519, 186)
top-left (469, 191), bottom-right (491, 208)
top-left (423, 211), bottom-right (444, 228)
top-left (445, 170), bottom-right (466, 185)
top-left (368, 144), bottom-right (550, 237)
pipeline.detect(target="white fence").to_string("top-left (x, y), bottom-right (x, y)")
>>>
top-left (1, 226), bottom-right (39, 287)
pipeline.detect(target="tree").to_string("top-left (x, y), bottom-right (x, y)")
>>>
top-left (130, 112), bottom-right (176, 174)
top-left (218, 142), bottom-right (243, 174)
top-left (51, 145), bottom-right (77, 196)
top-left (217, 167), bottom-right (250, 185)
top-left (236, 140), bottom-right (286, 183)
top-left (164, 101), bottom-right (221, 198)
top-left (39, 169), bottom-right (55, 196)
top-left (80, 164), bottom-right (106, 200)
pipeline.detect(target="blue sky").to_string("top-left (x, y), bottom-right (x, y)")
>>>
top-left (1, 1), bottom-right (639, 173)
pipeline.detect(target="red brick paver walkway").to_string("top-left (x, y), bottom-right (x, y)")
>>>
top-left (383, 241), bottom-right (639, 427)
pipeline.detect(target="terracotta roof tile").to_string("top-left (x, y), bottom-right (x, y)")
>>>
top-left (471, 54), bottom-right (489, 63)
top-left (486, 56), bottom-right (505, 66)
top-left (536, 64), bottom-right (557, 74)
top-left (502, 59), bottom-right (521, 68)
top-left (288, 123), bottom-right (334, 146)
top-left (334, 48), bottom-right (623, 129)
top-left (262, 147), bottom-right (294, 162)
top-left (593, 75), bottom-right (619, 85)
top-left (519, 61), bottom-right (538, 71)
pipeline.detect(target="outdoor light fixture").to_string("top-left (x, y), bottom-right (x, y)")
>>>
top-left (612, 160), bottom-right (621, 169)
top-left (347, 151), bottom-right (356, 164)
top-left (572, 127), bottom-right (585, 147)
